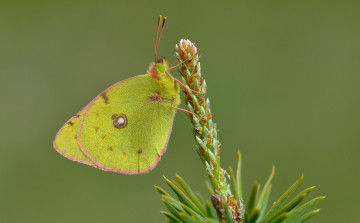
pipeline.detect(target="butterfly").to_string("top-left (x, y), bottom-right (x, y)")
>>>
top-left (53, 16), bottom-right (186, 174)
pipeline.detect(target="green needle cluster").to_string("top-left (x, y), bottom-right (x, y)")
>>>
top-left (244, 167), bottom-right (325, 223)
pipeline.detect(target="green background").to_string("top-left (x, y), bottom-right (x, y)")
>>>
top-left (1, 0), bottom-right (359, 222)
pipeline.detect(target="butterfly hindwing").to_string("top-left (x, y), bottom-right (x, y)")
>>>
top-left (78, 74), bottom-right (177, 174)
top-left (53, 107), bottom-right (95, 167)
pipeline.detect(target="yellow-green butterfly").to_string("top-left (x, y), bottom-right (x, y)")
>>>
top-left (53, 16), bottom-right (182, 174)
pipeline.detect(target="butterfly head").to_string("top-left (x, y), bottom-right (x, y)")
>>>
top-left (147, 57), bottom-right (170, 79)
top-left (155, 63), bottom-right (166, 73)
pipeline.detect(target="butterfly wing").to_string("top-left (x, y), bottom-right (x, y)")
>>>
top-left (53, 106), bottom-right (95, 167)
top-left (78, 74), bottom-right (177, 174)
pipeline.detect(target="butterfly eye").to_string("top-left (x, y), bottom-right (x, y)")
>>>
top-left (155, 63), bottom-right (166, 73)
top-left (113, 114), bottom-right (128, 129)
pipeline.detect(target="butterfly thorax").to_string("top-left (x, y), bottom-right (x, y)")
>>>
top-left (147, 58), bottom-right (180, 107)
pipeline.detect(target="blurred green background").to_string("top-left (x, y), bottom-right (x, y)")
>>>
top-left (1, 0), bottom-right (359, 222)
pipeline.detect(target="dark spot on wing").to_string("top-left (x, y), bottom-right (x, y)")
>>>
top-left (95, 127), bottom-right (98, 132)
top-left (122, 151), bottom-right (126, 156)
top-left (113, 114), bottom-right (128, 129)
top-left (102, 135), bottom-right (106, 139)
top-left (67, 121), bottom-right (74, 126)
top-left (111, 114), bottom-right (117, 120)
top-left (74, 135), bottom-right (77, 139)
top-left (148, 91), bottom-right (165, 102)
top-left (108, 147), bottom-right (113, 151)
top-left (101, 92), bottom-right (109, 104)
top-left (137, 149), bottom-right (143, 154)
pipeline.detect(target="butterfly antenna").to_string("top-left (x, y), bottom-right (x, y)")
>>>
top-left (155, 16), bottom-right (167, 62)
top-left (154, 15), bottom-right (162, 62)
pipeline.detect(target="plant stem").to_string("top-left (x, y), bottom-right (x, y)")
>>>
top-left (175, 39), bottom-right (244, 223)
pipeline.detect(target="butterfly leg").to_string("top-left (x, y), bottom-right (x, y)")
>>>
top-left (174, 77), bottom-right (207, 95)
top-left (164, 58), bottom-right (207, 95)
top-left (171, 100), bottom-right (203, 119)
